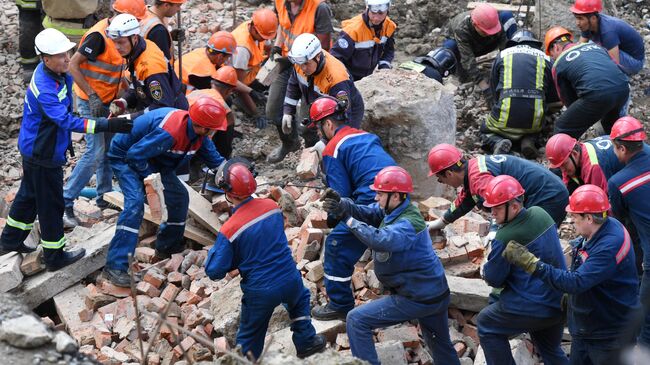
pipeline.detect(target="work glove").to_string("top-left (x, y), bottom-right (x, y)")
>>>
top-left (321, 188), bottom-right (347, 220)
top-left (269, 45), bottom-right (282, 61)
top-left (95, 117), bottom-right (133, 134)
top-left (502, 240), bottom-right (540, 275)
top-left (250, 89), bottom-right (267, 104)
top-left (170, 28), bottom-right (186, 42)
top-left (254, 116), bottom-right (268, 129)
top-left (427, 218), bottom-right (447, 233)
top-left (309, 140), bottom-right (326, 160)
top-left (88, 93), bottom-right (105, 118)
top-left (109, 98), bottom-right (127, 116)
top-left (281, 114), bottom-right (293, 135)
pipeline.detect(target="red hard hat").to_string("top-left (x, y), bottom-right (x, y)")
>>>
top-left (308, 96), bottom-right (345, 126)
top-left (369, 166), bottom-right (414, 193)
top-left (207, 31), bottom-right (237, 54)
top-left (545, 134), bottom-right (578, 168)
top-left (188, 96), bottom-right (227, 131)
top-left (482, 175), bottom-right (525, 208)
top-left (570, 0), bottom-right (602, 14)
top-left (113, 0), bottom-right (146, 19)
top-left (427, 144), bottom-right (463, 176)
top-left (471, 3), bottom-right (501, 36)
top-left (251, 8), bottom-right (278, 40)
top-left (610, 116), bottom-right (647, 142)
top-left (213, 65), bottom-right (238, 87)
top-left (160, 0), bottom-right (186, 4)
top-left (566, 184), bottom-right (610, 213)
top-left (224, 163), bottom-right (257, 199)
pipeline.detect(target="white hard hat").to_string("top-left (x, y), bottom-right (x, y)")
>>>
top-left (34, 28), bottom-right (77, 56)
top-left (288, 33), bottom-right (322, 65)
top-left (366, 0), bottom-right (391, 12)
top-left (106, 13), bottom-right (141, 39)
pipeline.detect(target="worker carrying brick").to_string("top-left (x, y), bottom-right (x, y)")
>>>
top-left (442, 3), bottom-right (517, 89)
top-left (204, 160), bottom-right (326, 360)
top-left (268, 33), bottom-right (364, 163)
top-left (571, 0), bottom-right (645, 75)
top-left (330, 0), bottom-right (396, 81)
top-left (503, 184), bottom-right (641, 364)
top-left (0, 29), bottom-right (132, 271)
top-left (103, 98), bottom-right (227, 287)
top-left (321, 166), bottom-right (460, 365)
top-left (426, 144), bottom-right (569, 231)
top-left (544, 26), bottom-right (629, 139)
top-left (107, 14), bottom-right (188, 115)
top-left (477, 175), bottom-right (568, 365)
top-left (479, 29), bottom-right (559, 159)
top-left (140, 0), bottom-right (185, 63)
top-left (305, 96), bottom-right (395, 322)
top-left (607, 116), bottom-right (650, 349)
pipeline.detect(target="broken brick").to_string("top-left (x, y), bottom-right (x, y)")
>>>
top-left (296, 149), bottom-right (319, 180)
top-left (134, 247), bottom-right (156, 263)
top-left (85, 283), bottom-right (117, 310)
top-left (164, 254), bottom-right (184, 273)
top-left (160, 284), bottom-right (180, 302)
top-left (143, 270), bottom-right (166, 288)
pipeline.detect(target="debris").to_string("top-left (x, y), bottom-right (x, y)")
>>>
top-left (0, 314), bottom-right (52, 348)
top-left (144, 173), bottom-right (167, 222)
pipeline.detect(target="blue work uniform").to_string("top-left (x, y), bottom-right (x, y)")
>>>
top-left (205, 197), bottom-right (319, 358)
top-left (106, 108), bottom-right (224, 273)
top-left (321, 126), bottom-right (395, 313)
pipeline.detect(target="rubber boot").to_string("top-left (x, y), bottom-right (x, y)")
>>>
top-left (63, 206), bottom-right (80, 228)
top-left (311, 303), bottom-right (348, 321)
top-left (267, 123), bottom-right (300, 163)
top-left (521, 136), bottom-right (538, 159)
top-left (43, 247), bottom-right (86, 272)
top-left (103, 267), bottom-right (131, 287)
top-left (297, 334), bottom-right (327, 359)
top-left (493, 139), bottom-right (512, 155)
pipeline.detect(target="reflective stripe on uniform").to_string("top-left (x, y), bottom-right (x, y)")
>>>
top-left (584, 143), bottom-right (599, 165)
top-left (324, 273), bottom-right (352, 282)
top-left (41, 237), bottom-right (66, 249)
top-left (291, 316), bottom-right (311, 322)
top-left (80, 68), bottom-right (123, 85)
top-left (354, 40), bottom-right (375, 49)
top-left (6, 216), bottom-right (34, 231)
top-left (117, 225), bottom-right (140, 234)
top-left (284, 96), bottom-right (299, 106)
top-left (29, 77), bottom-right (40, 97)
top-left (42, 16), bottom-right (87, 37)
top-left (477, 155), bottom-right (489, 173)
top-left (497, 54), bottom-right (513, 127)
top-left (57, 85), bottom-right (67, 101)
top-left (16, 0), bottom-right (38, 9)
top-left (166, 221), bottom-right (186, 226)
top-left (619, 171), bottom-right (650, 195)
top-left (532, 56), bottom-right (545, 131)
top-left (85, 119), bottom-right (96, 134)
top-left (19, 56), bottom-right (40, 65)
top-left (616, 228), bottom-right (632, 264)
top-left (87, 59), bottom-right (125, 73)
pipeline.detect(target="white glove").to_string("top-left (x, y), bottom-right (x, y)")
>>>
top-left (309, 140), bottom-right (326, 160)
top-left (109, 98), bottom-right (127, 116)
top-left (427, 218), bottom-right (447, 233)
top-left (281, 114), bottom-right (293, 135)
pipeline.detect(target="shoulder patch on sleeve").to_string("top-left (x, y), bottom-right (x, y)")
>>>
top-left (149, 80), bottom-right (163, 101)
top-left (337, 38), bottom-right (349, 49)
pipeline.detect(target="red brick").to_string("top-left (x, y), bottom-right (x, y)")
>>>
top-left (204, 323), bottom-right (213, 336)
top-left (186, 291), bottom-right (202, 305)
top-left (186, 265), bottom-right (205, 281)
top-left (454, 342), bottom-right (467, 357)
top-left (20, 249), bottom-right (44, 276)
top-left (174, 289), bottom-right (190, 304)
top-left (160, 284), bottom-right (180, 302)
top-left (135, 247), bottom-right (156, 263)
top-left (211, 194), bottom-right (230, 213)
top-left (160, 317), bottom-right (178, 341)
top-left (174, 336), bottom-right (196, 357)
top-left (214, 337), bottom-right (228, 355)
top-left (284, 185), bottom-right (302, 200)
top-left (143, 270), bottom-right (166, 288)
top-left (462, 324), bottom-right (479, 346)
top-left (146, 297), bottom-right (168, 313)
top-left (189, 281), bottom-right (206, 297)
top-left (147, 353), bottom-right (161, 365)
top-left (135, 281), bottom-right (159, 297)
top-left (93, 327), bottom-right (112, 349)
top-left (448, 307), bottom-right (467, 327)
top-left (296, 189), bottom-right (318, 206)
top-left (295, 227), bottom-right (323, 262)
top-left (351, 270), bottom-right (366, 291)
top-left (167, 271), bottom-right (183, 285)
top-left (296, 149), bottom-right (319, 180)
top-left (164, 254), bottom-right (184, 273)
top-left (98, 279), bottom-right (132, 298)
top-left (78, 308), bottom-right (94, 322)
top-left (376, 325), bottom-right (420, 348)
top-left (85, 283), bottom-right (117, 310)
top-left (138, 235), bottom-right (157, 248)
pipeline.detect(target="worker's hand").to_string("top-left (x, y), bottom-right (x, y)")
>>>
top-left (106, 117), bottom-right (133, 133)
top-left (309, 140), bottom-right (326, 159)
top-left (502, 240), bottom-right (540, 275)
top-left (249, 89), bottom-right (267, 104)
top-left (254, 116), bottom-right (268, 129)
top-left (427, 218), bottom-right (447, 233)
top-left (281, 114), bottom-right (293, 135)
top-left (269, 45), bottom-right (282, 61)
top-left (88, 93), bottom-right (105, 117)
top-left (320, 188), bottom-right (341, 203)
top-left (170, 28), bottom-right (186, 42)
top-left (109, 98), bottom-right (127, 116)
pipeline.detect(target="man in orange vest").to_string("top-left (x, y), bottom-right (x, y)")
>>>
top-left (140, 0), bottom-right (185, 62)
top-left (107, 14), bottom-right (188, 114)
top-left (232, 8), bottom-right (279, 129)
top-left (175, 31), bottom-right (237, 93)
top-left (63, 0), bottom-right (146, 227)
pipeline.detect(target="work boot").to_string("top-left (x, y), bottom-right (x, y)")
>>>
top-left (521, 136), bottom-right (538, 159)
top-left (44, 247), bottom-right (86, 271)
top-left (63, 207), bottom-right (80, 228)
top-left (0, 242), bottom-right (36, 255)
top-left (267, 141), bottom-right (300, 163)
top-left (311, 304), bottom-right (347, 321)
top-left (296, 334), bottom-right (327, 359)
top-left (95, 196), bottom-right (118, 210)
top-left (493, 139), bottom-right (512, 155)
top-left (103, 267), bottom-right (131, 287)
top-left (154, 245), bottom-right (185, 261)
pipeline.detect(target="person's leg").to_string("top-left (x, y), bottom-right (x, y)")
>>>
top-left (0, 160), bottom-right (38, 249)
top-left (617, 50), bottom-right (644, 76)
top-left (638, 262), bottom-right (650, 347)
top-left (418, 296), bottom-right (461, 365)
top-left (212, 124), bottom-right (235, 159)
top-left (236, 287), bottom-right (280, 360)
top-left (569, 338), bottom-right (593, 365)
top-left (155, 172), bottom-right (188, 255)
top-left (266, 64), bottom-right (300, 162)
top-left (479, 120), bottom-right (511, 154)
top-left (283, 274), bottom-right (324, 357)
top-left (476, 303), bottom-right (518, 365)
top-left (95, 129), bottom-right (115, 200)
top-left (529, 318), bottom-right (569, 365)
top-left (600, 88), bottom-right (629, 135)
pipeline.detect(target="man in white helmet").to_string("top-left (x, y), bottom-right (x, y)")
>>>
top-left (0, 29), bottom-right (132, 271)
top-left (268, 33), bottom-right (364, 163)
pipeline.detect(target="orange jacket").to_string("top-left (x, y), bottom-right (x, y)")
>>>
top-left (174, 48), bottom-right (216, 93)
top-left (275, 0), bottom-right (323, 55)
top-left (232, 21), bottom-right (267, 85)
top-left (186, 88), bottom-right (229, 112)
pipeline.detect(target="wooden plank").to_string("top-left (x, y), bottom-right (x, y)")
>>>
top-left (467, 2), bottom-right (535, 13)
top-left (182, 181), bottom-right (221, 235)
top-left (103, 191), bottom-right (215, 246)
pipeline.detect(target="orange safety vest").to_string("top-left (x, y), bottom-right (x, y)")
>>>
top-left (73, 18), bottom-right (126, 103)
top-left (293, 50), bottom-right (349, 94)
top-left (232, 21), bottom-right (267, 85)
top-left (341, 14), bottom-right (396, 46)
top-left (275, 0), bottom-right (323, 55)
top-left (131, 39), bottom-right (169, 98)
top-left (186, 88), bottom-right (230, 112)
top-left (174, 48), bottom-right (215, 94)
top-left (140, 6), bottom-right (174, 64)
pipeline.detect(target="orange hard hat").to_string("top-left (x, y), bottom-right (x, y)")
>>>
top-left (188, 97), bottom-right (227, 131)
top-left (251, 8), bottom-right (278, 40)
top-left (207, 31), bottom-right (237, 55)
top-left (113, 0), bottom-right (147, 19)
top-left (471, 3), bottom-right (501, 36)
top-left (160, 0), bottom-right (187, 4)
top-left (213, 66), bottom-right (238, 87)
top-left (544, 26), bottom-right (573, 56)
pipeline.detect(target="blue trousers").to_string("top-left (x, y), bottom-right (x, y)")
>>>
top-left (477, 302), bottom-right (568, 365)
top-left (106, 160), bottom-right (189, 272)
top-left (323, 222), bottom-right (368, 313)
top-left (63, 98), bottom-right (113, 207)
top-left (237, 273), bottom-right (317, 359)
top-left (347, 294), bottom-right (460, 365)
top-left (618, 50), bottom-right (644, 76)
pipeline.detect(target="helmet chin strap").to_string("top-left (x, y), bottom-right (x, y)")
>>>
top-left (383, 192), bottom-right (393, 213)
top-left (504, 201), bottom-right (510, 223)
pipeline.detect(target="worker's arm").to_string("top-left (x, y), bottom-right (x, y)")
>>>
top-left (145, 73), bottom-right (180, 109)
top-left (481, 238), bottom-right (511, 287)
top-left (273, 25), bottom-right (285, 48)
top-left (345, 214), bottom-right (417, 253)
top-left (607, 45), bottom-right (621, 64)
top-left (378, 34), bottom-right (395, 68)
top-left (205, 233), bottom-right (235, 280)
top-left (329, 32), bottom-right (355, 64)
top-left (341, 199), bottom-right (384, 227)
top-left (323, 156), bottom-right (354, 199)
top-left (443, 187), bottom-right (477, 223)
top-left (147, 25), bottom-right (173, 61)
top-left (314, 2), bottom-right (334, 51)
top-left (282, 68), bottom-right (301, 116)
top-left (124, 128), bottom-right (174, 176)
top-left (69, 32), bottom-right (107, 97)
top-left (196, 136), bottom-right (226, 170)
top-left (36, 87), bottom-right (96, 133)
top-left (607, 181), bottom-right (627, 220)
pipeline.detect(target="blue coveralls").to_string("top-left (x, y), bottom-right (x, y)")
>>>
top-left (106, 108), bottom-right (224, 272)
top-left (608, 149), bottom-right (650, 347)
top-left (534, 217), bottom-right (640, 364)
top-left (479, 207), bottom-right (568, 365)
top-left (342, 197), bottom-right (460, 365)
top-left (204, 197), bottom-right (318, 358)
top-left (321, 126), bottom-right (395, 313)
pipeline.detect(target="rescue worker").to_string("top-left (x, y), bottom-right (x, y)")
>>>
top-left (231, 8), bottom-right (278, 128)
top-left (270, 33), bottom-right (364, 162)
top-left (426, 144), bottom-right (569, 230)
top-left (607, 116), bottom-right (650, 348)
top-left (398, 46), bottom-right (457, 83)
top-left (321, 167), bottom-right (460, 365)
top-left (477, 175), bottom-right (568, 365)
top-left (0, 29), bottom-right (132, 270)
top-left (205, 161), bottom-right (326, 360)
top-left (140, 0), bottom-right (185, 62)
top-left (545, 133), bottom-right (624, 195)
top-left (15, 0), bottom-right (43, 81)
top-left (266, 0), bottom-right (334, 159)
top-left (330, 0), bottom-right (396, 81)
top-left (443, 3), bottom-right (516, 87)
top-left (63, 0), bottom-right (146, 228)
top-left (305, 96), bottom-right (395, 321)
top-left (571, 0), bottom-right (645, 75)
top-left (175, 31), bottom-right (237, 93)
top-left (103, 98), bottom-right (227, 286)
top-left (503, 184), bottom-right (641, 364)
top-left (480, 29), bottom-right (559, 159)
top-left (544, 26), bottom-right (629, 139)
top-left (106, 14), bottom-right (188, 114)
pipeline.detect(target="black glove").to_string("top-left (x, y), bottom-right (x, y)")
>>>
top-left (269, 45), bottom-right (282, 61)
top-left (321, 188), bottom-right (347, 219)
top-left (250, 89), bottom-right (267, 104)
top-left (88, 93), bottom-right (105, 117)
top-left (254, 116), bottom-right (268, 129)
top-left (170, 28), bottom-right (186, 42)
top-left (106, 117), bottom-right (133, 133)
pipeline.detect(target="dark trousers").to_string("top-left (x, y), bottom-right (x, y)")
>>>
top-left (569, 337), bottom-right (628, 365)
top-left (554, 89), bottom-right (629, 139)
top-left (18, 6), bottom-right (42, 66)
top-left (212, 124), bottom-right (234, 159)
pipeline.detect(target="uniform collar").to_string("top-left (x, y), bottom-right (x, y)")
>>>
top-left (129, 36), bottom-right (147, 64)
top-left (232, 196), bottom-right (254, 212)
top-left (501, 207), bottom-right (527, 227)
top-left (42, 63), bottom-right (67, 82)
top-left (186, 118), bottom-right (199, 141)
top-left (583, 217), bottom-right (611, 249)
